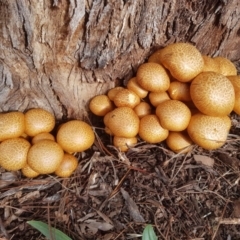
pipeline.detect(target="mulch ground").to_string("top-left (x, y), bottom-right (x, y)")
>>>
top-left (1, 114), bottom-right (240, 240)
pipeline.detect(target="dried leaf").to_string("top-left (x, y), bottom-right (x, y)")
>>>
top-left (194, 155), bottom-right (214, 167)
top-left (0, 172), bottom-right (18, 189)
top-left (85, 220), bottom-right (113, 231)
top-left (121, 188), bottom-right (145, 223)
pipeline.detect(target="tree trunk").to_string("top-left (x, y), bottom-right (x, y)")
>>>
top-left (0, 0), bottom-right (239, 119)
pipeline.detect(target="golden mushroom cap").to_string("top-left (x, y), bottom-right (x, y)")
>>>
top-left (113, 89), bottom-right (141, 108)
top-left (0, 112), bottom-right (25, 142)
top-left (148, 91), bottom-right (170, 107)
top-left (148, 49), bottom-right (163, 64)
top-left (89, 95), bottom-right (114, 116)
top-left (158, 42), bottom-right (204, 82)
top-left (202, 55), bottom-right (220, 73)
top-left (107, 87), bottom-right (125, 101)
top-left (134, 102), bottom-right (152, 119)
top-left (21, 163), bottom-right (40, 178)
top-left (168, 81), bottom-right (192, 102)
top-left (31, 132), bottom-right (55, 144)
top-left (56, 120), bottom-right (95, 153)
top-left (107, 107), bottom-right (140, 138)
top-left (166, 131), bottom-right (193, 153)
top-left (136, 62), bottom-right (170, 92)
top-left (190, 72), bottom-right (235, 116)
top-left (156, 100), bottom-right (191, 131)
top-left (126, 77), bottom-right (149, 99)
top-left (113, 136), bottom-right (138, 152)
top-left (213, 56), bottom-right (237, 76)
top-left (138, 114), bottom-right (169, 143)
top-left (24, 108), bottom-right (55, 137)
top-left (55, 153), bottom-right (78, 178)
top-left (187, 113), bottom-right (231, 150)
top-left (0, 138), bottom-right (31, 171)
top-left (227, 75), bottom-right (240, 115)
top-left (27, 140), bottom-right (64, 174)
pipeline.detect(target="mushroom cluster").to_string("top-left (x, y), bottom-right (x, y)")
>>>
top-left (0, 109), bottom-right (95, 178)
top-left (89, 42), bottom-right (239, 153)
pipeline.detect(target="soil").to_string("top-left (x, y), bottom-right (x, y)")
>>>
top-left (1, 114), bottom-right (240, 240)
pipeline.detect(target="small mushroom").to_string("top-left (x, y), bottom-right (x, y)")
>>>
top-left (89, 95), bottom-right (114, 116)
top-left (190, 72), bottom-right (235, 116)
top-left (187, 113), bottom-right (231, 150)
top-left (0, 112), bottom-right (25, 142)
top-left (21, 163), bottom-right (40, 178)
top-left (156, 100), bottom-right (191, 131)
top-left (166, 131), bottom-right (193, 153)
top-left (55, 153), bottom-right (78, 178)
top-left (31, 132), bottom-right (55, 144)
top-left (126, 77), bottom-right (148, 98)
top-left (27, 139), bottom-right (64, 174)
top-left (106, 107), bottom-right (140, 138)
top-left (24, 108), bottom-right (55, 137)
top-left (0, 138), bottom-right (31, 171)
top-left (113, 89), bottom-right (140, 108)
top-left (56, 120), bottom-right (95, 153)
top-left (227, 75), bottom-right (240, 115)
top-left (134, 102), bottom-right (152, 119)
top-left (113, 136), bottom-right (138, 152)
top-left (148, 91), bottom-right (170, 107)
top-left (136, 62), bottom-right (170, 92)
top-left (158, 42), bottom-right (204, 82)
top-left (138, 114), bottom-right (169, 143)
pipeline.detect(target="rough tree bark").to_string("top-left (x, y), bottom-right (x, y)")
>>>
top-left (0, 0), bottom-right (239, 119)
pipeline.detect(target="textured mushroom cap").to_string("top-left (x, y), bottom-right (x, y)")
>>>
top-left (149, 91), bottom-right (170, 107)
top-left (0, 112), bottom-right (25, 142)
top-left (138, 114), bottom-right (169, 143)
top-left (21, 163), bottom-right (40, 178)
top-left (136, 62), bottom-right (170, 92)
top-left (187, 113), bottom-right (231, 150)
top-left (190, 72), bottom-right (235, 116)
top-left (0, 138), bottom-right (31, 171)
top-left (113, 136), bottom-right (138, 152)
top-left (158, 42), bottom-right (204, 82)
top-left (202, 55), bottom-right (220, 73)
top-left (27, 140), bottom-right (64, 174)
top-left (134, 102), bottom-right (152, 119)
top-left (113, 89), bottom-right (141, 108)
top-left (227, 75), bottom-right (240, 115)
top-left (213, 56), bottom-right (237, 76)
top-left (89, 95), bottom-right (114, 116)
top-left (168, 81), bottom-right (192, 102)
top-left (107, 87), bottom-right (125, 101)
top-left (24, 108), bottom-right (55, 137)
top-left (127, 77), bottom-right (149, 98)
top-left (55, 153), bottom-right (78, 178)
top-left (166, 131), bottom-right (193, 153)
top-left (56, 120), bottom-right (95, 153)
top-left (156, 100), bottom-right (191, 131)
top-left (107, 107), bottom-right (140, 138)
top-left (31, 132), bottom-right (55, 144)
top-left (148, 49), bottom-right (163, 64)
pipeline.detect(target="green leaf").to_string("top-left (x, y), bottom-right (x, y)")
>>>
top-left (142, 224), bottom-right (157, 240)
top-left (27, 220), bottom-right (72, 240)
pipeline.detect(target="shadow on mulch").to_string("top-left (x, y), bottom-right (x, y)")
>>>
top-left (1, 115), bottom-right (240, 240)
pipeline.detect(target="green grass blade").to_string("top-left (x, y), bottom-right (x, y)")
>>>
top-left (27, 220), bottom-right (72, 240)
top-left (142, 224), bottom-right (157, 240)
